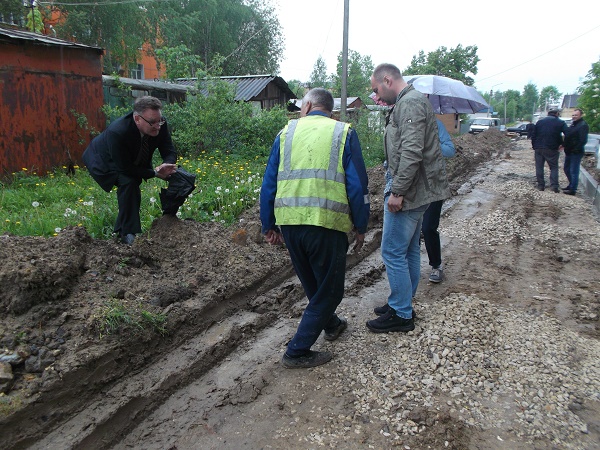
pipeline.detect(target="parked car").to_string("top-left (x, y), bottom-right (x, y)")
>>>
top-left (506, 123), bottom-right (529, 137)
top-left (469, 118), bottom-right (501, 134)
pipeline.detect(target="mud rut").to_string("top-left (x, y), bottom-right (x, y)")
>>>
top-left (9, 141), bottom-right (600, 449)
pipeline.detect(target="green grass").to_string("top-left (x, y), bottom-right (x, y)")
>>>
top-left (0, 149), bottom-right (266, 239)
top-left (93, 298), bottom-right (168, 338)
top-left (0, 117), bottom-right (384, 239)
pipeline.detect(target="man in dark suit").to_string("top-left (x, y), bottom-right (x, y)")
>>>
top-left (83, 96), bottom-right (177, 244)
top-left (531, 108), bottom-right (568, 192)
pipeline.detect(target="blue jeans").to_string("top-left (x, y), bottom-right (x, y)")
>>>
top-left (381, 197), bottom-right (429, 319)
top-left (534, 148), bottom-right (559, 189)
top-left (563, 152), bottom-right (584, 191)
top-left (281, 225), bottom-right (348, 357)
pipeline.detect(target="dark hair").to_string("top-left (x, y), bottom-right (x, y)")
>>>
top-left (304, 88), bottom-right (334, 112)
top-left (372, 63), bottom-right (402, 82)
top-left (133, 96), bottom-right (162, 114)
top-left (574, 107), bottom-right (583, 115)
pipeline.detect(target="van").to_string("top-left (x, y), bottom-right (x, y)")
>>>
top-left (469, 118), bottom-right (500, 134)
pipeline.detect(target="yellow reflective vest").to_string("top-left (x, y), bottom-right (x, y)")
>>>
top-left (274, 115), bottom-right (352, 233)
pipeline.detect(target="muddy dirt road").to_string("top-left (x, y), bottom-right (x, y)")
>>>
top-left (1, 135), bottom-right (600, 449)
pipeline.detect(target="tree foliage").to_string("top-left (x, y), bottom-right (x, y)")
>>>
top-left (577, 58), bottom-right (600, 132)
top-left (404, 44), bottom-right (480, 86)
top-left (155, 45), bottom-right (205, 80)
top-left (519, 83), bottom-right (539, 119)
top-left (539, 86), bottom-right (562, 110)
top-left (331, 50), bottom-right (374, 98)
top-left (49, 0), bottom-right (282, 77)
top-left (309, 56), bottom-right (330, 89)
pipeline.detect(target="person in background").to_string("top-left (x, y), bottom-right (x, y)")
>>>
top-left (562, 108), bottom-right (589, 196)
top-left (83, 96), bottom-right (177, 244)
top-left (526, 121), bottom-right (534, 140)
top-left (422, 119), bottom-right (456, 283)
top-left (368, 63), bottom-right (450, 333)
top-left (260, 88), bottom-right (370, 369)
top-left (531, 108), bottom-right (568, 193)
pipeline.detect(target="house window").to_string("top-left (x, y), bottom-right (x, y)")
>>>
top-left (130, 64), bottom-right (144, 80)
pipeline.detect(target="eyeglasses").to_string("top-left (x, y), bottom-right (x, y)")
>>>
top-left (137, 114), bottom-right (166, 127)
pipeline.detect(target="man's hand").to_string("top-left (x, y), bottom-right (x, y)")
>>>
top-left (155, 163), bottom-right (177, 179)
top-left (352, 230), bottom-right (365, 253)
top-left (264, 229), bottom-right (284, 245)
top-left (387, 194), bottom-right (404, 212)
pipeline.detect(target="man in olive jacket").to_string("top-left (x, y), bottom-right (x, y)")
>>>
top-left (368, 63), bottom-right (450, 333)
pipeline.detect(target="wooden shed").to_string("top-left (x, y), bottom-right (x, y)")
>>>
top-left (0, 26), bottom-right (104, 177)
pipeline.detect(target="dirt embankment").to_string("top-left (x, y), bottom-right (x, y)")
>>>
top-left (0, 130), bottom-right (554, 449)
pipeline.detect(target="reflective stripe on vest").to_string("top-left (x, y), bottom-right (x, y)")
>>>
top-left (274, 115), bottom-right (352, 233)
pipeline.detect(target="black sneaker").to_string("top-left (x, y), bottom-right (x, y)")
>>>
top-left (563, 190), bottom-right (576, 195)
top-left (366, 308), bottom-right (415, 333)
top-left (281, 350), bottom-right (332, 369)
top-left (374, 303), bottom-right (416, 319)
top-left (324, 317), bottom-right (347, 341)
top-left (551, 187), bottom-right (560, 193)
top-left (536, 186), bottom-right (545, 191)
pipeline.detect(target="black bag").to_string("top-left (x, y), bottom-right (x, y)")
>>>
top-left (159, 166), bottom-right (196, 216)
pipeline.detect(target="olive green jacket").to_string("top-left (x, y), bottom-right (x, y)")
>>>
top-left (384, 84), bottom-right (451, 210)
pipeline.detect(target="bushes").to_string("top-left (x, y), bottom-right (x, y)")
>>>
top-left (164, 79), bottom-right (288, 159)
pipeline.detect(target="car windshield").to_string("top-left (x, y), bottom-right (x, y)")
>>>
top-left (472, 119), bottom-right (492, 125)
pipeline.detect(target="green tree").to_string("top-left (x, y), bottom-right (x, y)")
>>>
top-left (519, 83), bottom-right (539, 120)
top-left (309, 56), bottom-right (329, 89)
top-left (286, 79), bottom-right (306, 98)
top-left (539, 86), bottom-right (562, 110)
top-left (577, 58), bottom-right (600, 132)
top-left (404, 44), bottom-right (480, 86)
top-left (331, 50), bottom-right (374, 98)
top-left (155, 45), bottom-right (204, 80)
top-left (52, 0), bottom-right (282, 77)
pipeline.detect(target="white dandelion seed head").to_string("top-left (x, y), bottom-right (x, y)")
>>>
top-left (32, 201), bottom-right (40, 207)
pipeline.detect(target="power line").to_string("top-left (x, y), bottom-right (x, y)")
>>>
top-left (477, 24), bottom-right (600, 85)
top-left (38, 0), bottom-right (167, 6)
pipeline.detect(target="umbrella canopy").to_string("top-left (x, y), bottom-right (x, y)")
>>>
top-left (159, 167), bottom-right (196, 216)
top-left (404, 75), bottom-right (489, 114)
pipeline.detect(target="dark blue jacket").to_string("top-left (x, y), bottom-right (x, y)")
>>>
top-left (82, 112), bottom-right (177, 192)
top-left (531, 115), bottom-right (568, 151)
top-left (564, 118), bottom-right (589, 154)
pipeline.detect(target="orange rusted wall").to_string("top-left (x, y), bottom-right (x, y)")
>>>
top-left (0, 40), bottom-right (104, 177)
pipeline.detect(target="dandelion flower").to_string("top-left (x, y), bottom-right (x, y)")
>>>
top-left (55, 227), bottom-right (62, 233)
top-left (32, 201), bottom-right (40, 207)
top-left (150, 197), bottom-right (156, 203)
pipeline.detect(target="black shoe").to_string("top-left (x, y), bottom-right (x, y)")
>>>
top-left (551, 187), bottom-right (560, 193)
top-left (281, 350), bottom-right (332, 369)
top-left (374, 303), bottom-right (416, 319)
top-left (563, 190), bottom-right (576, 195)
top-left (324, 317), bottom-right (347, 341)
top-left (374, 303), bottom-right (391, 316)
top-left (536, 186), bottom-right (545, 191)
top-left (561, 186), bottom-right (571, 191)
top-left (120, 233), bottom-right (135, 245)
top-left (366, 308), bottom-right (415, 333)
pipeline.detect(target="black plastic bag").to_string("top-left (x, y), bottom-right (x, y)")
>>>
top-left (159, 167), bottom-right (196, 216)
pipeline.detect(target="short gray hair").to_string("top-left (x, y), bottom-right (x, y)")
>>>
top-left (304, 88), bottom-right (334, 112)
top-left (133, 96), bottom-right (162, 114)
top-left (372, 63), bottom-right (402, 82)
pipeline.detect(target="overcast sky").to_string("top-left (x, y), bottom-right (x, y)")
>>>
top-left (274, 0), bottom-right (600, 97)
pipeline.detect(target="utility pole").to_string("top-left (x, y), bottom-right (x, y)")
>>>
top-left (340, 0), bottom-right (349, 121)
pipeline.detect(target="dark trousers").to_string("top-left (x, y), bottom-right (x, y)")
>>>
top-left (114, 174), bottom-right (143, 236)
top-left (422, 200), bottom-right (443, 269)
top-left (534, 148), bottom-right (559, 189)
top-left (563, 152), bottom-right (584, 192)
top-left (281, 225), bottom-right (348, 357)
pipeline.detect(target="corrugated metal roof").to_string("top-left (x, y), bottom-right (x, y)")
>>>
top-left (176, 75), bottom-right (296, 100)
top-left (102, 75), bottom-right (192, 94)
top-left (0, 26), bottom-right (103, 52)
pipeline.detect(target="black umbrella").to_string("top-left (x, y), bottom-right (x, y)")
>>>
top-left (159, 166), bottom-right (196, 216)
